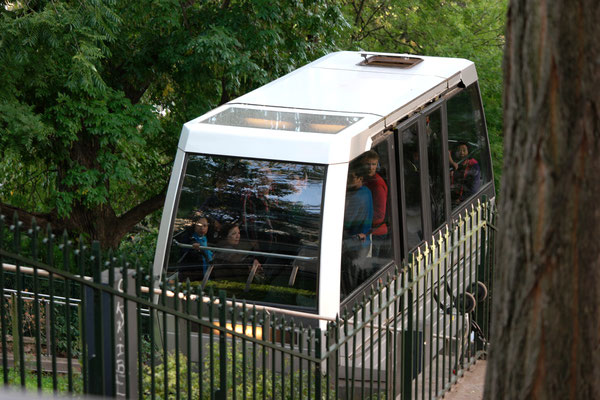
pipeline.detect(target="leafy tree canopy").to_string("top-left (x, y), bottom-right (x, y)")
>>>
top-left (0, 0), bottom-right (346, 248)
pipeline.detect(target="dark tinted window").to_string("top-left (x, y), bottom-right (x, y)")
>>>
top-left (167, 155), bottom-right (325, 310)
top-left (447, 84), bottom-right (491, 209)
top-left (426, 108), bottom-right (446, 230)
top-left (401, 123), bottom-right (424, 249)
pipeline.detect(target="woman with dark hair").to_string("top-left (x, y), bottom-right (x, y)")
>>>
top-left (211, 223), bottom-right (262, 281)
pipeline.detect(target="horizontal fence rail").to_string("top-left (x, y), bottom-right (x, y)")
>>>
top-left (0, 200), bottom-right (496, 399)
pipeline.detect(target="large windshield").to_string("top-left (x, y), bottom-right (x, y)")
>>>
top-left (167, 154), bottom-right (325, 310)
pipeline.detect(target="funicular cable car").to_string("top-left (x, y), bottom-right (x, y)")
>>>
top-left (152, 51), bottom-right (495, 396)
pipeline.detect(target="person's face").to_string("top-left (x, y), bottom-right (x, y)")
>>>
top-left (194, 218), bottom-right (209, 236)
top-left (364, 158), bottom-right (378, 177)
top-left (348, 172), bottom-right (363, 190)
top-left (456, 144), bottom-right (469, 159)
top-left (226, 226), bottom-right (241, 246)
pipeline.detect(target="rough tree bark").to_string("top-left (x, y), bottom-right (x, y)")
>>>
top-left (484, 1), bottom-right (600, 399)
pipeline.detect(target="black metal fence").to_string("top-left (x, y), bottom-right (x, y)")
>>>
top-left (0, 200), bottom-right (496, 399)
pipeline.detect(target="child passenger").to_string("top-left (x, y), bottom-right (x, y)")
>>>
top-left (179, 215), bottom-right (214, 274)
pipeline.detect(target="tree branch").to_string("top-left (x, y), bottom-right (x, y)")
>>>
top-left (116, 187), bottom-right (167, 235)
top-left (0, 202), bottom-right (58, 230)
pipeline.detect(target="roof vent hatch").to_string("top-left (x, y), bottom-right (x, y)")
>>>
top-left (359, 53), bottom-right (423, 69)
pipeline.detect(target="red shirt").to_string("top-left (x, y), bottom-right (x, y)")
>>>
top-left (365, 173), bottom-right (388, 236)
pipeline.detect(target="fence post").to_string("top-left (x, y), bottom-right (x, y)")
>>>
top-left (102, 268), bottom-right (139, 399)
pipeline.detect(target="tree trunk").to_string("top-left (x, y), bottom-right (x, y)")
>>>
top-left (484, 1), bottom-right (600, 399)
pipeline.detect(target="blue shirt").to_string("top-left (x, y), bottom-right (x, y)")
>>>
top-left (192, 233), bottom-right (213, 273)
top-left (344, 186), bottom-right (373, 246)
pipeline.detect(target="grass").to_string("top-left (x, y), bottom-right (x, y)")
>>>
top-left (0, 366), bottom-right (83, 394)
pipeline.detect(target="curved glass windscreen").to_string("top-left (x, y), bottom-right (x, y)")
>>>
top-left (201, 107), bottom-right (363, 134)
top-left (167, 155), bottom-right (325, 310)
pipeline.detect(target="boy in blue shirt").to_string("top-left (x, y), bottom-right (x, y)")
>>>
top-left (181, 215), bottom-right (214, 275)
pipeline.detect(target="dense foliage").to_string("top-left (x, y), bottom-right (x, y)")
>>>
top-left (0, 0), bottom-right (345, 247)
top-left (0, 0), bottom-right (506, 249)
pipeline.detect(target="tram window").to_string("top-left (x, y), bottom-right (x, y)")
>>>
top-left (447, 84), bottom-right (492, 210)
top-left (426, 108), bottom-right (446, 230)
top-left (340, 143), bottom-right (394, 299)
top-left (167, 154), bottom-right (325, 310)
top-left (402, 123), bottom-right (424, 249)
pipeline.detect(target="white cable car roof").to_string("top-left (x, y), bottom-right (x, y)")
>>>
top-left (180, 51), bottom-right (477, 164)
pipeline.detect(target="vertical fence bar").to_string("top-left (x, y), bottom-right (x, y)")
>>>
top-left (261, 309), bottom-right (267, 400)
top-left (120, 259), bottom-right (130, 399)
top-left (460, 213), bottom-right (467, 372)
top-left (360, 294), bottom-right (366, 400)
top-left (241, 300), bottom-right (248, 400)
top-left (196, 286), bottom-right (204, 400)
top-left (0, 215), bottom-right (7, 385)
top-left (343, 313), bottom-right (350, 400)
top-left (419, 249), bottom-right (425, 400)
top-left (392, 271), bottom-right (399, 399)
top-left (270, 316), bottom-right (276, 399)
top-left (29, 220), bottom-right (42, 390)
top-left (218, 290), bottom-right (227, 400)
top-left (161, 273), bottom-right (169, 399)
top-left (350, 307), bottom-right (358, 400)
top-left (47, 226), bottom-right (58, 392)
top-left (403, 256), bottom-right (414, 400)
top-left (429, 245), bottom-right (435, 400)
top-left (449, 222), bottom-right (457, 385)
top-left (12, 215), bottom-right (26, 387)
top-left (280, 315), bottom-right (286, 399)
top-left (136, 263), bottom-right (144, 400)
top-left (416, 254), bottom-right (422, 400)
top-left (108, 254), bottom-right (116, 398)
top-left (422, 247), bottom-right (428, 400)
top-left (77, 239), bottom-right (88, 394)
top-left (91, 241), bottom-right (105, 395)
top-left (62, 231), bottom-right (74, 393)
top-left (251, 306), bottom-right (257, 400)
top-left (185, 280), bottom-right (192, 400)
top-left (368, 289), bottom-right (374, 400)
top-left (208, 289), bottom-right (215, 399)
top-left (314, 327), bottom-right (322, 400)
top-left (174, 278), bottom-right (181, 400)
top-left (476, 201), bottom-right (488, 354)
top-left (307, 328), bottom-right (312, 400)
top-left (377, 284), bottom-right (383, 397)
top-left (289, 319), bottom-right (295, 400)
top-left (231, 296), bottom-right (237, 400)
top-left (330, 318), bottom-right (336, 400)
top-left (435, 233), bottom-right (442, 397)
top-left (325, 321), bottom-right (332, 399)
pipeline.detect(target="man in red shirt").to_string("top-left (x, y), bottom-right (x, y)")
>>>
top-left (362, 150), bottom-right (389, 258)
